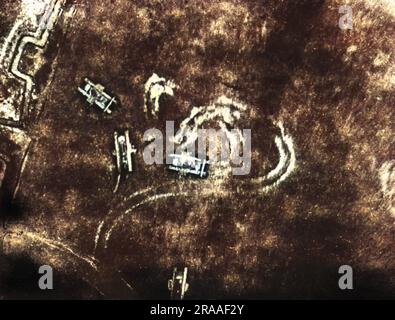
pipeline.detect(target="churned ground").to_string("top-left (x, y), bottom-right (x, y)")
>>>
top-left (0, 0), bottom-right (394, 299)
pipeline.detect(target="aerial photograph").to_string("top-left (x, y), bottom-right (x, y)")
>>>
top-left (0, 0), bottom-right (394, 301)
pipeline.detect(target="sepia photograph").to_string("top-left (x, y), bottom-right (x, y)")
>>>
top-left (0, 0), bottom-right (394, 305)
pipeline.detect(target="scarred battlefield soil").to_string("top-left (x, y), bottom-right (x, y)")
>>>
top-left (0, 0), bottom-right (394, 299)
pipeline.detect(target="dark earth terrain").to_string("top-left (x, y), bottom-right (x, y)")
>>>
top-left (0, 0), bottom-right (394, 299)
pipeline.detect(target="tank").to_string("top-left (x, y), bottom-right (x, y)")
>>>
top-left (114, 130), bottom-right (136, 174)
top-left (78, 78), bottom-right (117, 114)
top-left (168, 267), bottom-right (189, 300)
top-left (168, 153), bottom-right (209, 178)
